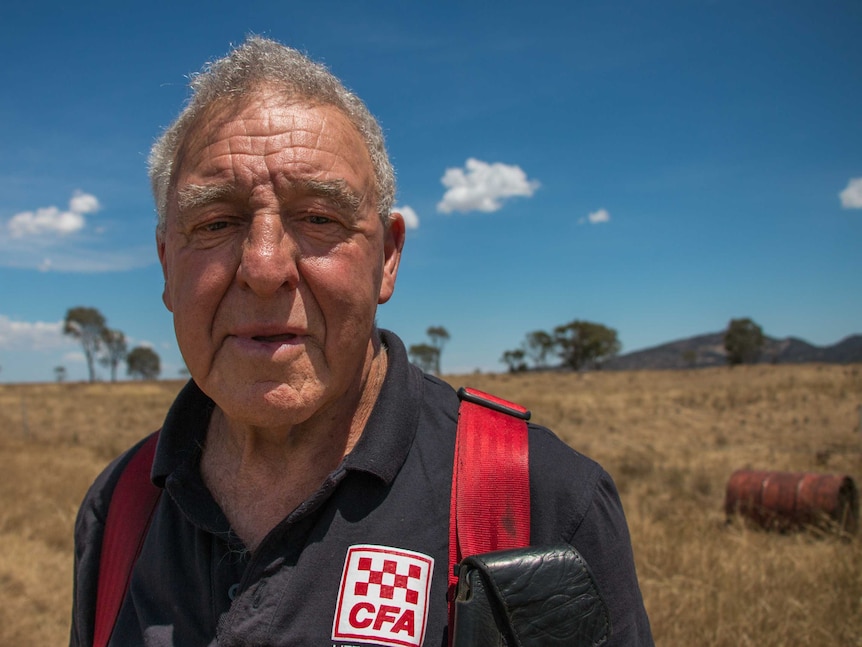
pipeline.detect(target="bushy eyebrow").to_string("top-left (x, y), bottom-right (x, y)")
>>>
top-left (175, 179), bottom-right (363, 215)
top-left (176, 183), bottom-right (237, 214)
top-left (297, 179), bottom-right (363, 214)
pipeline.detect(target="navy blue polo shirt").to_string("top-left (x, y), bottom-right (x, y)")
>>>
top-left (71, 330), bottom-right (652, 646)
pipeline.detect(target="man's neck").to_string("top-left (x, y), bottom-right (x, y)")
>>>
top-left (199, 346), bottom-right (388, 551)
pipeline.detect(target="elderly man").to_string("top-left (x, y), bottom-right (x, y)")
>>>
top-left (71, 37), bottom-right (652, 646)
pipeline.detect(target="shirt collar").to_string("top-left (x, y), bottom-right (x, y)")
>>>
top-left (342, 329), bottom-right (424, 484)
top-left (151, 379), bottom-right (212, 487)
top-left (151, 329), bottom-right (424, 488)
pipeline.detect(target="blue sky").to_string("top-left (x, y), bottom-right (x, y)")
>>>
top-left (1, 1), bottom-right (860, 382)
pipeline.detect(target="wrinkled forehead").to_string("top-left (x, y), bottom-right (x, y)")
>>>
top-left (168, 88), bottom-right (374, 198)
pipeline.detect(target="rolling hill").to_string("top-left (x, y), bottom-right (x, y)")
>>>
top-left (603, 333), bottom-right (862, 371)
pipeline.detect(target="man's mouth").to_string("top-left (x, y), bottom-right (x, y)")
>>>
top-left (252, 333), bottom-right (298, 343)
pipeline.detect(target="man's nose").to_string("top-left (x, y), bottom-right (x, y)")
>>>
top-left (236, 214), bottom-right (300, 295)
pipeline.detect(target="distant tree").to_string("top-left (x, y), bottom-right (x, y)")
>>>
top-left (724, 317), bottom-right (765, 366)
top-left (127, 346), bottom-right (161, 380)
top-left (426, 326), bottom-right (450, 374)
top-left (500, 349), bottom-right (528, 373)
top-left (54, 366), bottom-right (67, 383)
top-left (553, 320), bottom-right (621, 371)
top-left (523, 330), bottom-right (554, 369)
top-left (408, 343), bottom-right (439, 373)
top-left (100, 328), bottom-right (128, 382)
top-left (63, 307), bottom-right (107, 383)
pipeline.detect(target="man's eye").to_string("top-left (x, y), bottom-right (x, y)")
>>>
top-left (307, 214), bottom-right (334, 225)
top-left (203, 221), bottom-right (229, 232)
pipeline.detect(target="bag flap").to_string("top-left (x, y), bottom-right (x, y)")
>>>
top-left (459, 544), bottom-right (610, 647)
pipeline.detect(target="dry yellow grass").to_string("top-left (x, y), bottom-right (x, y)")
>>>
top-left (1, 365), bottom-right (860, 645)
top-left (454, 365), bottom-right (862, 646)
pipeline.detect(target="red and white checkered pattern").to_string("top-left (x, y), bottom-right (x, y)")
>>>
top-left (332, 545), bottom-right (434, 647)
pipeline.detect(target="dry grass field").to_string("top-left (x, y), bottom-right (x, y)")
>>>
top-left (1, 364), bottom-right (860, 646)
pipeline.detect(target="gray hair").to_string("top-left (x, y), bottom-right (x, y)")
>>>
top-left (149, 36), bottom-right (395, 235)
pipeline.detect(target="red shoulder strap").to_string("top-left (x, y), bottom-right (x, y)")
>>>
top-left (447, 387), bottom-right (531, 634)
top-left (93, 430), bottom-right (162, 647)
top-left (92, 393), bottom-right (529, 643)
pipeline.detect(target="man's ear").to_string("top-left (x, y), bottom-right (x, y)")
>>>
top-left (156, 233), bottom-right (173, 312)
top-left (378, 212), bottom-right (406, 305)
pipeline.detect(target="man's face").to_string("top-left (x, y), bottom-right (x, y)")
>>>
top-left (158, 90), bottom-right (404, 429)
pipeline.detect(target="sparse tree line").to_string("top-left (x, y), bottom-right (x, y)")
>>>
top-left (406, 320), bottom-right (624, 375)
top-left (501, 320), bottom-right (622, 373)
top-left (499, 317), bottom-right (767, 373)
top-left (406, 316), bottom-right (768, 376)
top-left (62, 306), bottom-right (161, 382)
top-left (51, 311), bottom-right (762, 383)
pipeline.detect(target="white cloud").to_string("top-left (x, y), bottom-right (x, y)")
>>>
top-left (437, 158), bottom-right (540, 214)
top-left (6, 190), bottom-right (100, 238)
top-left (579, 208), bottom-right (611, 225)
top-left (0, 315), bottom-right (71, 351)
top-left (395, 205), bottom-right (420, 229)
top-left (839, 177), bottom-right (862, 209)
top-left (589, 208), bottom-right (611, 224)
top-left (8, 206), bottom-right (85, 237)
top-left (0, 189), bottom-right (156, 272)
top-left (69, 190), bottom-right (101, 214)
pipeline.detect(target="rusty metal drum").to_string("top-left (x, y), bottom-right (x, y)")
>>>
top-left (724, 470), bottom-right (858, 534)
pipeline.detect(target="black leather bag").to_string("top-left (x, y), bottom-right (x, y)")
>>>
top-left (451, 544), bottom-right (610, 647)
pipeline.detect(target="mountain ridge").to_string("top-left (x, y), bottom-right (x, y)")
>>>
top-left (603, 333), bottom-right (862, 370)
